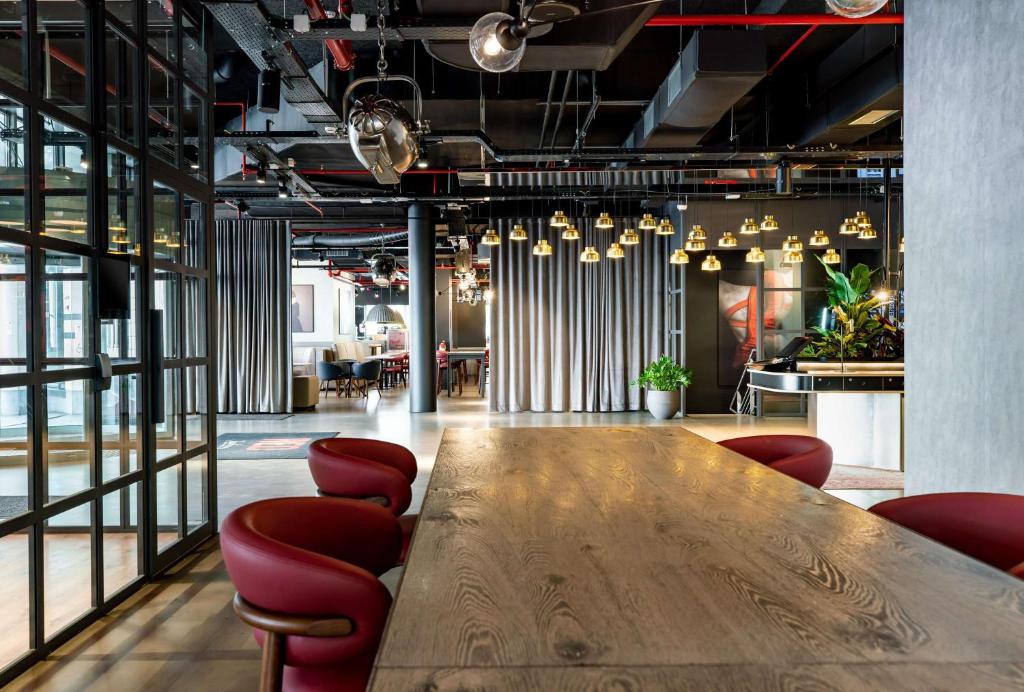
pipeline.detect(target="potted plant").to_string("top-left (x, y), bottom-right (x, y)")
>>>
top-left (631, 355), bottom-right (694, 420)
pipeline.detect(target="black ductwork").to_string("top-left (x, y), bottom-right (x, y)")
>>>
top-left (292, 231), bottom-right (410, 248)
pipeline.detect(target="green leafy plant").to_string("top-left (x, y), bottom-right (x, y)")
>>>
top-left (801, 256), bottom-right (901, 360)
top-left (631, 355), bottom-right (694, 392)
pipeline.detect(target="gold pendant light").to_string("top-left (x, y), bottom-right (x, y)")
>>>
top-left (481, 228), bottom-right (501, 245)
top-left (655, 218), bottom-right (675, 236)
top-left (606, 242), bottom-right (625, 259)
top-left (595, 212), bottom-right (615, 230)
top-left (689, 224), bottom-right (707, 240)
top-left (760, 214), bottom-right (780, 232)
top-left (809, 229), bottom-right (829, 247)
top-left (684, 238), bottom-right (706, 252)
top-left (550, 210), bottom-right (569, 228)
top-left (782, 235), bottom-right (803, 252)
top-left (561, 224), bottom-right (580, 241)
top-left (533, 238), bottom-right (552, 256)
top-left (854, 210), bottom-right (872, 228)
top-left (579, 246), bottom-right (600, 263)
top-left (898, 237), bottom-right (905, 253)
top-left (509, 223), bottom-right (528, 241)
top-left (110, 217), bottom-right (129, 245)
top-left (739, 217), bottom-right (759, 235)
top-left (822, 248), bottom-right (841, 264)
top-left (718, 231), bottom-right (738, 248)
top-left (701, 253), bottom-right (722, 271)
top-left (669, 248), bottom-right (689, 265)
top-left (620, 228), bottom-right (640, 246)
top-left (857, 223), bottom-right (877, 240)
top-left (783, 249), bottom-right (804, 264)
top-left (638, 213), bottom-right (657, 231)
top-left (153, 227), bottom-right (169, 244)
top-left (745, 246), bottom-right (766, 263)
top-left (839, 217), bottom-right (860, 235)
top-left (166, 232), bottom-right (182, 248)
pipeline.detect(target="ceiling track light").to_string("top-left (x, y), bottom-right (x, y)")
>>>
top-left (619, 229), bottom-right (640, 246)
top-left (669, 248), bottom-right (689, 265)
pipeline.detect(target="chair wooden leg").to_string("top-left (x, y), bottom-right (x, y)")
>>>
top-left (259, 630), bottom-right (285, 692)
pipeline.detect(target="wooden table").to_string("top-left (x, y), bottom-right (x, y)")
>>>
top-left (370, 427), bottom-right (1024, 690)
top-left (441, 348), bottom-right (487, 397)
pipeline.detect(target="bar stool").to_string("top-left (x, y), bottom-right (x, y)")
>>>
top-left (870, 493), bottom-right (1024, 576)
top-left (435, 350), bottom-right (463, 395)
top-left (717, 435), bottom-right (833, 489)
top-left (307, 438), bottom-right (418, 564)
top-left (221, 497), bottom-right (401, 692)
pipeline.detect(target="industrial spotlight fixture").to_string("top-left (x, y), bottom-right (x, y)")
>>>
top-left (345, 76), bottom-right (427, 185)
top-left (595, 212), bottom-right (615, 230)
top-left (369, 253), bottom-right (399, 287)
top-left (826, 0), bottom-right (888, 19)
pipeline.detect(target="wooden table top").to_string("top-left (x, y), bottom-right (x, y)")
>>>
top-left (370, 427), bottom-right (1024, 690)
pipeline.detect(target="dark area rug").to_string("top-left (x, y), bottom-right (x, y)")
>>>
top-left (216, 432), bottom-right (337, 460)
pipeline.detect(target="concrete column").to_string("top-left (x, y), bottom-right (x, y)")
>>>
top-left (904, 0), bottom-right (1024, 493)
top-left (408, 203), bottom-right (436, 413)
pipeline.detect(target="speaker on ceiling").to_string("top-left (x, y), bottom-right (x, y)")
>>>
top-left (258, 69), bottom-right (281, 114)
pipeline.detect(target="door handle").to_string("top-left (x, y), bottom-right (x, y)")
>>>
top-left (95, 352), bottom-right (112, 391)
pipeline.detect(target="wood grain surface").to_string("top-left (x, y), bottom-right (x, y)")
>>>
top-left (371, 427), bottom-right (1024, 688)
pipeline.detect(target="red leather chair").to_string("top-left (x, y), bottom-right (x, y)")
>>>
top-left (718, 435), bottom-right (833, 489)
top-left (307, 438), bottom-right (418, 564)
top-left (220, 497), bottom-right (401, 692)
top-left (869, 493), bottom-right (1024, 575)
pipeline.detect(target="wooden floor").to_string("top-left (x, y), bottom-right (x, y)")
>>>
top-left (11, 390), bottom-right (901, 690)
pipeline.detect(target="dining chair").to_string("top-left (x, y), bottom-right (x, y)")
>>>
top-left (307, 438), bottom-right (418, 564)
top-left (351, 360), bottom-right (383, 399)
top-left (220, 497), bottom-right (401, 692)
top-left (869, 493), bottom-right (1024, 575)
top-left (382, 354), bottom-right (407, 389)
top-left (316, 361), bottom-right (351, 398)
top-left (717, 435), bottom-right (833, 489)
top-left (435, 350), bottom-right (462, 396)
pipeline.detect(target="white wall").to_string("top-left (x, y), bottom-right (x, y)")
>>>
top-left (904, 0), bottom-right (1024, 494)
top-left (291, 268), bottom-right (356, 366)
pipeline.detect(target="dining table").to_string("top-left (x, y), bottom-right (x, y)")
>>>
top-left (369, 426), bottom-right (1024, 690)
top-left (440, 347), bottom-right (487, 397)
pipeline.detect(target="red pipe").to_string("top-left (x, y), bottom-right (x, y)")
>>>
top-left (645, 13), bottom-right (903, 27)
top-left (768, 25), bottom-right (818, 75)
top-left (215, 102), bottom-right (248, 177)
top-left (294, 168), bottom-right (459, 176)
top-left (303, 0), bottom-right (355, 71)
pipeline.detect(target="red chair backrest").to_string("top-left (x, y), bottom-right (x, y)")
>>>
top-left (307, 438), bottom-right (418, 515)
top-left (1011, 561), bottom-right (1024, 579)
top-left (718, 434), bottom-right (832, 489)
top-left (870, 493), bottom-right (1024, 572)
top-left (220, 497), bottom-right (400, 667)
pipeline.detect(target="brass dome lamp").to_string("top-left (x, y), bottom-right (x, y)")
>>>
top-left (745, 246), bottom-right (766, 263)
top-left (822, 248), bottom-right (842, 265)
top-left (606, 243), bottom-right (625, 259)
top-left (480, 228), bottom-right (501, 246)
top-left (701, 254), bottom-right (722, 272)
top-left (579, 246), bottom-right (600, 263)
top-left (561, 224), bottom-right (581, 241)
top-left (809, 229), bottom-right (830, 247)
top-left (595, 212), bottom-right (615, 230)
top-left (739, 218), bottom-right (759, 235)
top-left (669, 248), bottom-right (689, 265)
top-left (549, 210), bottom-right (569, 228)
top-left (533, 238), bottom-right (552, 256)
top-left (760, 214), bottom-right (780, 232)
top-left (717, 232), bottom-right (738, 248)
top-left (509, 224), bottom-right (528, 241)
top-left (619, 228), bottom-right (640, 246)
top-left (655, 218), bottom-right (675, 236)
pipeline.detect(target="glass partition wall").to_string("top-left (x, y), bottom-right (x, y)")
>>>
top-left (0, 0), bottom-right (214, 682)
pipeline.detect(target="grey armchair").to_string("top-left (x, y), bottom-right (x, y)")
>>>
top-left (317, 361), bottom-right (353, 398)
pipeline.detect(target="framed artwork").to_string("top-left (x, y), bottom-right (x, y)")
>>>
top-left (291, 284), bottom-right (314, 333)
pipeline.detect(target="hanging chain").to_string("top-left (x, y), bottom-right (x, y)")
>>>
top-left (376, 0), bottom-right (388, 81)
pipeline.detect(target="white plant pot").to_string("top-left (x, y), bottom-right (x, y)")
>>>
top-left (646, 389), bottom-right (680, 420)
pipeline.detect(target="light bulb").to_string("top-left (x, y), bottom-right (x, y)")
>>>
top-left (483, 36), bottom-right (502, 56)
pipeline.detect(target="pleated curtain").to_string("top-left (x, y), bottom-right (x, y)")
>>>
top-left (491, 217), bottom-right (669, 412)
top-left (216, 219), bottom-right (292, 413)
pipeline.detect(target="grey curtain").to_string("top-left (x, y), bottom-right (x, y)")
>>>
top-left (491, 216), bottom-right (669, 412)
top-left (216, 219), bottom-right (292, 413)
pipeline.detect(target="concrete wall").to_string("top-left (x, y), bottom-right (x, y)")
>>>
top-left (904, 0), bottom-right (1024, 493)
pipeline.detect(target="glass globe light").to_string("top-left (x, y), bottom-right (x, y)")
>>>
top-left (469, 12), bottom-right (528, 73)
top-left (825, 0), bottom-right (888, 19)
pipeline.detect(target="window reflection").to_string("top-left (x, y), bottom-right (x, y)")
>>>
top-left (0, 95), bottom-right (27, 234)
top-left (102, 486), bottom-right (142, 598)
top-left (153, 182), bottom-right (178, 261)
top-left (43, 380), bottom-right (93, 503)
top-left (43, 250), bottom-right (90, 369)
top-left (0, 386), bottom-right (30, 520)
top-left (42, 116), bottom-right (90, 244)
top-left (182, 88), bottom-right (206, 180)
top-left (182, 11), bottom-right (207, 89)
top-left (157, 368), bottom-right (180, 462)
top-left (100, 265), bottom-right (139, 360)
top-left (153, 269), bottom-right (179, 358)
top-left (107, 149), bottom-right (139, 254)
top-left (0, 0), bottom-right (27, 88)
top-left (186, 454), bottom-right (207, 533)
top-left (185, 365), bottom-right (206, 450)
top-left (148, 62), bottom-right (177, 166)
top-left (38, 0), bottom-right (89, 121)
top-left (101, 375), bottom-right (141, 482)
top-left (183, 196), bottom-right (205, 268)
top-left (105, 24), bottom-right (137, 144)
top-left (147, 0), bottom-right (176, 63)
top-left (44, 503), bottom-right (94, 638)
top-left (0, 243), bottom-right (27, 373)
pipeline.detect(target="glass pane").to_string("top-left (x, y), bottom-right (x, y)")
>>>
top-left (764, 250), bottom-right (801, 289)
top-left (806, 290), bottom-right (830, 331)
top-left (156, 367), bottom-right (180, 461)
top-left (183, 197), bottom-right (205, 268)
top-left (44, 380), bottom-right (93, 502)
top-left (153, 183), bottom-right (179, 262)
top-left (106, 0), bottom-right (135, 29)
top-left (105, 24), bottom-right (137, 144)
top-left (156, 465), bottom-right (180, 552)
top-left (805, 250), bottom-right (829, 288)
top-left (101, 374), bottom-right (141, 482)
top-left (147, 0), bottom-right (176, 63)
top-left (0, 0), bottom-right (27, 88)
top-left (148, 56), bottom-right (177, 166)
top-left (38, 0), bottom-right (89, 121)
top-left (153, 270), bottom-right (179, 357)
top-left (44, 250), bottom-right (90, 369)
top-left (182, 88), bottom-right (206, 181)
top-left (184, 276), bottom-right (206, 357)
top-left (0, 387), bottom-right (30, 520)
top-left (185, 365), bottom-right (206, 449)
top-left (0, 243), bottom-right (28, 373)
top-left (102, 486), bottom-right (141, 598)
top-left (44, 503), bottom-right (94, 638)
top-left (107, 148), bottom-right (139, 254)
top-left (764, 291), bottom-right (804, 331)
top-left (181, 11), bottom-right (206, 89)
top-left (0, 94), bottom-right (27, 233)
top-left (100, 265), bottom-right (139, 360)
top-left (0, 530), bottom-right (29, 667)
top-left (42, 117), bottom-right (90, 243)
top-left (185, 453), bottom-right (206, 533)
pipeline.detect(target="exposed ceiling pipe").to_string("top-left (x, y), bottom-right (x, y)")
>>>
top-left (645, 14), bottom-right (904, 27)
top-left (292, 227), bottom-right (407, 233)
top-left (303, 0), bottom-right (355, 70)
top-left (548, 70), bottom-right (576, 151)
top-left (537, 71), bottom-right (558, 151)
top-left (292, 231), bottom-right (409, 247)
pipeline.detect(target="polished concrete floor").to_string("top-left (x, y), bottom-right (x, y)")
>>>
top-left (13, 388), bottom-right (902, 691)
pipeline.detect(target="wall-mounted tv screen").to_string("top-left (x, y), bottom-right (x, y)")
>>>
top-left (98, 255), bottom-right (131, 320)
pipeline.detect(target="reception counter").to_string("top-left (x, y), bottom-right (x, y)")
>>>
top-left (748, 361), bottom-right (903, 470)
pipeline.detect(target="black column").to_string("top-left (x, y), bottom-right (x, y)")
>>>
top-left (408, 203), bottom-right (436, 412)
